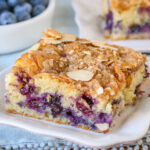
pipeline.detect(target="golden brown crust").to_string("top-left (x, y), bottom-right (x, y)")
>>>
top-left (11, 28), bottom-right (146, 101)
top-left (110, 0), bottom-right (150, 11)
top-left (6, 109), bottom-right (108, 133)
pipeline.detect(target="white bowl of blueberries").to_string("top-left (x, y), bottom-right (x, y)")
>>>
top-left (0, 0), bottom-right (55, 54)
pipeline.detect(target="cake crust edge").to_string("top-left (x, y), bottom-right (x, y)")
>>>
top-left (6, 109), bottom-right (109, 133)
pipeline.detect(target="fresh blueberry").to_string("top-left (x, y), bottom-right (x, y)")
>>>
top-left (14, 3), bottom-right (32, 16)
top-left (30, 0), bottom-right (48, 6)
top-left (0, 11), bottom-right (17, 25)
top-left (8, 0), bottom-right (25, 7)
top-left (16, 11), bottom-right (31, 21)
top-left (8, 0), bottom-right (18, 7)
top-left (0, 0), bottom-right (9, 12)
top-left (33, 4), bottom-right (45, 16)
top-left (17, 0), bottom-right (25, 4)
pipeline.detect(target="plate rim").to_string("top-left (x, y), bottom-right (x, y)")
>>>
top-left (0, 121), bottom-right (149, 148)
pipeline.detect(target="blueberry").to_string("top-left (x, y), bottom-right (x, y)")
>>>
top-left (8, 0), bottom-right (18, 7)
top-left (19, 0), bottom-right (25, 4)
top-left (96, 112), bottom-right (112, 125)
top-left (51, 104), bottom-right (63, 118)
top-left (76, 101), bottom-right (93, 117)
top-left (128, 25), bottom-right (141, 34)
top-left (30, 0), bottom-right (48, 6)
top-left (14, 3), bottom-right (32, 16)
top-left (65, 109), bottom-right (81, 125)
top-left (8, 0), bottom-right (25, 7)
top-left (82, 93), bottom-right (94, 108)
top-left (20, 85), bottom-right (35, 95)
top-left (17, 11), bottom-right (31, 21)
top-left (33, 4), bottom-right (45, 16)
top-left (0, 0), bottom-right (9, 12)
top-left (140, 23), bottom-right (150, 33)
top-left (105, 11), bottom-right (113, 30)
top-left (0, 11), bottom-right (17, 25)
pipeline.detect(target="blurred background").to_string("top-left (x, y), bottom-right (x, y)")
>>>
top-left (52, 0), bottom-right (78, 34)
top-left (0, 0), bottom-right (78, 71)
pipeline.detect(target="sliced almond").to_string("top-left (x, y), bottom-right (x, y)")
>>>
top-left (68, 50), bottom-right (74, 55)
top-left (42, 33), bottom-right (76, 45)
top-left (95, 123), bottom-right (109, 131)
top-left (30, 43), bottom-right (40, 51)
top-left (83, 51), bottom-right (91, 55)
top-left (42, 38), bottom-right (62, 45)
top-left (44, 28), bottom-right (62, 39)
top-left (79, 40), bottom-right (92, 45)
top-left (92, 41), bottom-right (106, 47)
top-left (66, 70), bottom-right (94, 82)
top-left (62, 33), bottom-right (76, 42)
top-left (92, 41), bottom-right (118, 51)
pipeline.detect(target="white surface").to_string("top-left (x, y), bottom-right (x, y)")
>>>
top-left (0, 64), bottom-right (150, 148)
top-left (72, 0), bottom-right (150, 52)
top-left (0, 0), bottom-right (55, 54)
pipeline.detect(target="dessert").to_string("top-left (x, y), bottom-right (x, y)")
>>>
top-left (103, 0), bottom-right (150, 40)
top-left (5, 28), bottom-right (147, 133)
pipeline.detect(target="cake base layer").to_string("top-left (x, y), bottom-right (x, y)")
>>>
top-left (5, 65), bottom-right (146, 133)
top-left (6, 108), bottom-right (109, 133)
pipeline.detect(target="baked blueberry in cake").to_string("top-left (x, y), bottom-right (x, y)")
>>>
top-left (102, 0), bottom-right (150, 40)
top-left (5, 28), bottom-right (147, 133)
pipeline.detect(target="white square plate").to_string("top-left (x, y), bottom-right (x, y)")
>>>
top-left (0, 63), bottom-right (150, 148)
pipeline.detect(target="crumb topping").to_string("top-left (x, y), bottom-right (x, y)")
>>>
top-left (111, 0), bottom-right (150, 11)
top-left (12, 28), bottom-right (146, 99)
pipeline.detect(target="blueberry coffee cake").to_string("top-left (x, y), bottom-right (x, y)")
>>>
top-left (5, 28), bottom-right (147, 133)
top-left (103, 0), bottom-right (150, 40)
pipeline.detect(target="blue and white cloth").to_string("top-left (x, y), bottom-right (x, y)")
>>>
top-left (0, 124), bottom-right (150, 150)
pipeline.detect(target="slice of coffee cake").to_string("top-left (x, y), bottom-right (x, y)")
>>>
top-left (5, 28), bottom-right (146, 133)
top-left (103, 0), bottom-right (150, 40)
